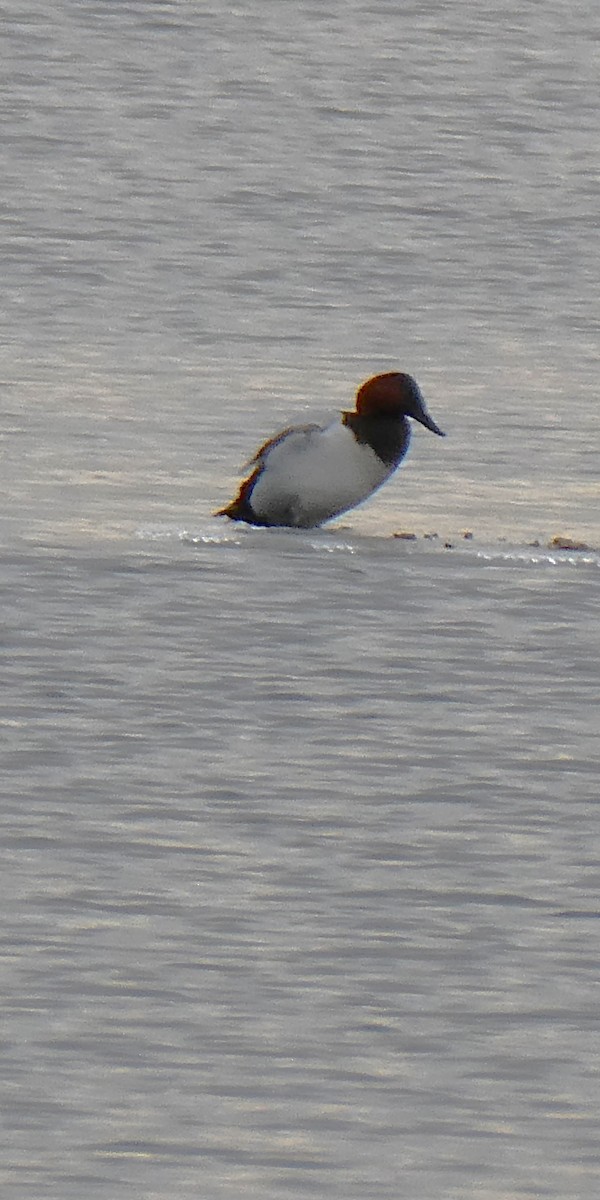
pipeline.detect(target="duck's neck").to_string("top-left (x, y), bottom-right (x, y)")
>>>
top-left (342, 412), bottom-right (411, 468)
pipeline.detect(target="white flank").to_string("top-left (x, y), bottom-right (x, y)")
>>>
top-left (249, 420), bottom-right (396, 527)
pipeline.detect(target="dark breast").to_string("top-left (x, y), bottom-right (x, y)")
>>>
top-left (343, 413), bottom-right (411, 468)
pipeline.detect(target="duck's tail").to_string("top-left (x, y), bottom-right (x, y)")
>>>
top-left (214, 472), bottom-right (260, 523)
top-left (214, 498), bottom-right (247, 520)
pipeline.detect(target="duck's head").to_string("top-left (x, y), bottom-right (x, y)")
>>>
top-left (354, 372), bottom-right (445, 436)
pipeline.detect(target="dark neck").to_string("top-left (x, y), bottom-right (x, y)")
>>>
top-left (343, 412), bottom-right (410, 467)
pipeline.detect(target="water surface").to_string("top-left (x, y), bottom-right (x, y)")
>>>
top-left (1, 2), bottom-right (599, 1197)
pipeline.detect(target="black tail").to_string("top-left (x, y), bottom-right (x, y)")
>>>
top-left (214, 471), bottom-right (261, 523)
top-left (214, 497), bottom-right (253, 521)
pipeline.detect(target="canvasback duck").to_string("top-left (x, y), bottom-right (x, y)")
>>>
top-left (215, 371), bottom-right (445, 528)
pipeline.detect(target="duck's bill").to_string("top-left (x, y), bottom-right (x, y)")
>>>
top-left (416, 410), bottom-right (445, 436)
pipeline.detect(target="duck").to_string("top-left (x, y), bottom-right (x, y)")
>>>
top-left (215, 371), bottom-right (445, 528)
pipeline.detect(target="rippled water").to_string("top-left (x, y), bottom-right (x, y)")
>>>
top-left (2, 2), bottom-right (599, 1198)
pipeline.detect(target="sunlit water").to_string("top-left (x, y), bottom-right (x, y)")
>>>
top-left (1, 2), bottom-right (599, 1198)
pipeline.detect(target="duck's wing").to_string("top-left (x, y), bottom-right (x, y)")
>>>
top-left (215, 423), bottom-right (327, 523)
top-left (241, 423), bottom-right (323, 470)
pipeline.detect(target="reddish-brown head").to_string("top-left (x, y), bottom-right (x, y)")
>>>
top-left (354, 372), bottom-right (444, 436)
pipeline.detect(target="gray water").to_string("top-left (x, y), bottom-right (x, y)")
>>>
top-left (2, 2), bottom-right (599, 1198)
